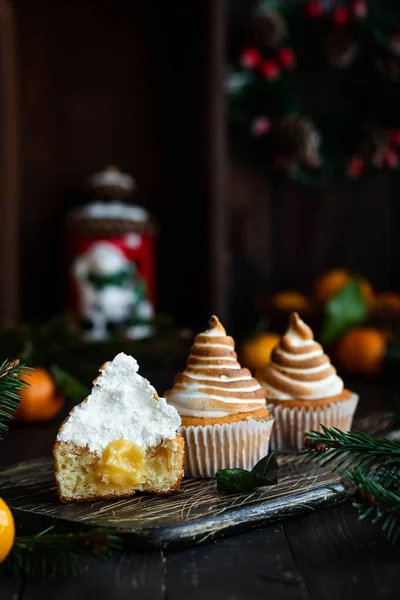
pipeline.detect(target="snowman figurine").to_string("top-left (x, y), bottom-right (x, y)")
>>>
top-left (73, 241), bottom-right (154, 340)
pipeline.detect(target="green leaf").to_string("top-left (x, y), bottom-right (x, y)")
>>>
top-left (216, 469), bottom-right (260, 492)
top-left (216, 452), bottom-right (279, 493)
top-left (50, 365), bottom-right (89, 400)
top-left (320, 281), bottom-right (369, 345)
top-left (251, 452), bottom-right (279, 485)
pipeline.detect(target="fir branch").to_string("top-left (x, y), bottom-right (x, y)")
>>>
top-left (1, 527), bottom-right (123, 579)
top-left (342, 469), bottom-right (400, 545)
top-left (304, 425), bottom-right (400, 474)
top-left (305, 426), bottom-right (400, 543)
top-left (0, 359), bottom-right (32, 438)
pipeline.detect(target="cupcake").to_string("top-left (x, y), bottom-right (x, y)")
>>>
top-left (164, 316), bottom-right (274, 478)
top-left (54, 353), bottom-right (183, 502)
top-left (257, 312), bottom-right (359, 453)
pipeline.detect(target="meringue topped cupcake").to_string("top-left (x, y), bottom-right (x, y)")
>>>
top-left (164, 316), bottom-right (274, 477)
top-left (257, 312), bottom-right (358, 452)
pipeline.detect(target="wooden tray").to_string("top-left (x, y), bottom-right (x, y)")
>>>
top-left (0, 414), bottom-right (388, 549)
top-left (0, 455), bottom-right (343, 549)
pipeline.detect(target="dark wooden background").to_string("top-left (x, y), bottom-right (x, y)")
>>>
top-left (0, 0), bottom-right (399, 334)
top-left (0, 0), bottom-right (226, 329)
top-left (227, 1), bottom-right (400, 332)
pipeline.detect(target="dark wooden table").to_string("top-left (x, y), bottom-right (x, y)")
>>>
top-left (1, 381), bottom-right (400, 599)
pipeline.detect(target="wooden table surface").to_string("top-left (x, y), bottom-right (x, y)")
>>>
top-left (1, 381), bottom-right (400, 599)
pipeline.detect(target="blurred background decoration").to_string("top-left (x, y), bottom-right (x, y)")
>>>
top-left (67, 165), bottom-right (156, 341)
top-left (227, 0), bottom-right (400, 184)
top-left (0, 0), bottom-right (399, 427)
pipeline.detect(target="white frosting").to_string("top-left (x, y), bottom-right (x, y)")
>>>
top-left (73, 201), bottom-right (149, 223)
top-left (57, 353), bottom-right (181, 454)
top-left (88, 169), bottom-right (135, 191)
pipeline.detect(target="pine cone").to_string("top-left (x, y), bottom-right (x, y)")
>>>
top-left (325, 30), bottom-right (358, 69)
top-left (274, 116), bottom-right (320, 163)
top-left (360, 129), bottom-right (390, 166)
top-left (252, 8), bottom-right (287, 48)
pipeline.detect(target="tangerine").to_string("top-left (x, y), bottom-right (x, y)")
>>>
top-left (0, 497), bottom-right (15, 563)
top-left (240, 332), bottom-right (281, 372)
top-left (374, 292), bottom-right (400, 313)
top-left (271, 291), bottom-right (311, 312)
top-left (335, 327), bottom-right (387, 375)
top-left (15, 368), bottom-right (64, 421)
top-left (313, 269), bottom-right (374, 307)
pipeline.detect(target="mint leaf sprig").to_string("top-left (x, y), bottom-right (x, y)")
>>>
top-left (216, 452), bottom-right (279, 493)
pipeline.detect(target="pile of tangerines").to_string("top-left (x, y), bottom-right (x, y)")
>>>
top-left (241, 269), bottom-right (399, 376)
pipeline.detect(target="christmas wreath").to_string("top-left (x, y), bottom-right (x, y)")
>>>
top-left (227, 0), bottom-right (400, 184)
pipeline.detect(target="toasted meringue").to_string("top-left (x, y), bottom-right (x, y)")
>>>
top-left (165, 315), bottom-right (267, 418)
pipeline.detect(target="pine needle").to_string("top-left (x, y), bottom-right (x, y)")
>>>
top-left (305, 425), bottom-right (400, 544)
top-left (0, 359), bottom-right (32, 438)
top-left (342, 469), bottom-right (400, 545)
top-left (1, 527), bottom-right (123, 579)
top-left (304, 425), bottom-right (400, 474)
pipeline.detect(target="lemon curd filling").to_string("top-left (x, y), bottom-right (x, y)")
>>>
top-left (96, 439), bottom-right (146, 487)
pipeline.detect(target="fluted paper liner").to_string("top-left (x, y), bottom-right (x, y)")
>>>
top-left (179, 417), bottom-right (274, 478)
top-left (268, 392), bottom-right (359, 453)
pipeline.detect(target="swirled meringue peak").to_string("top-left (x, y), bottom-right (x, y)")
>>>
top-left (258, 312), bottom-right (344, 400)
top-left (164, 316), bottom-right (267, 418)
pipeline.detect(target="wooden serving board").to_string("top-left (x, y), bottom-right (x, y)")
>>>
top-left (0, 414), bottom-right (388, 550)
top-left (0, 455), bottom-right (342, 549)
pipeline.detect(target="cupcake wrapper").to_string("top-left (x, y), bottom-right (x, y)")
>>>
top-left (268, 392), bottom-right (359, 453)
top-left (179, 417), bottom-right (274, 478)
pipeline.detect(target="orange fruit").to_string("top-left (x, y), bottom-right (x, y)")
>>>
top-left (374, 292), bottom-right (400, 313)
top-left (335, 327), bottom-right (387, 375)
top-left (271, 291), bottom-right (311, 312)
top-left (313, 269), bottom-right (374, 307)
top-left (15, 368), bottom-right (64, 421)
top-left (0, 498), bottom-right (15, 563)
top-left (240, 332), bottom-right (281, 372)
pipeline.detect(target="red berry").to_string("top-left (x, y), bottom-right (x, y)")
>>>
top-left (307, 2), bottom-right (323, 18)
top-left (347, 157), bottom-right (364, 178)
top-left (250, 117), bottom-right (271, 137)
top-left (390, 130), bottom-right (400, 146)
top-left (278, 47), bottom-right (296, 69)
top-left (333, 7), bottom-right (350, 25)
top-left (240, 48), bottom-right (261, 69)
top-left (384, 149), bottom-right (398, 168)
top-left (352, 1), bottom-right (367, 18)
top-left (262, 60), bottom-right (280, 81)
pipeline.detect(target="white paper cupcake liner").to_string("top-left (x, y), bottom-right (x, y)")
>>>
top-left (179, 417), bottom-right (275, 478)
top-left (268, 392), bottom-right (359, 453)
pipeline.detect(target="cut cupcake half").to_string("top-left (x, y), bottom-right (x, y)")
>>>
top-left (54, 353), bottom-right (184, 503)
